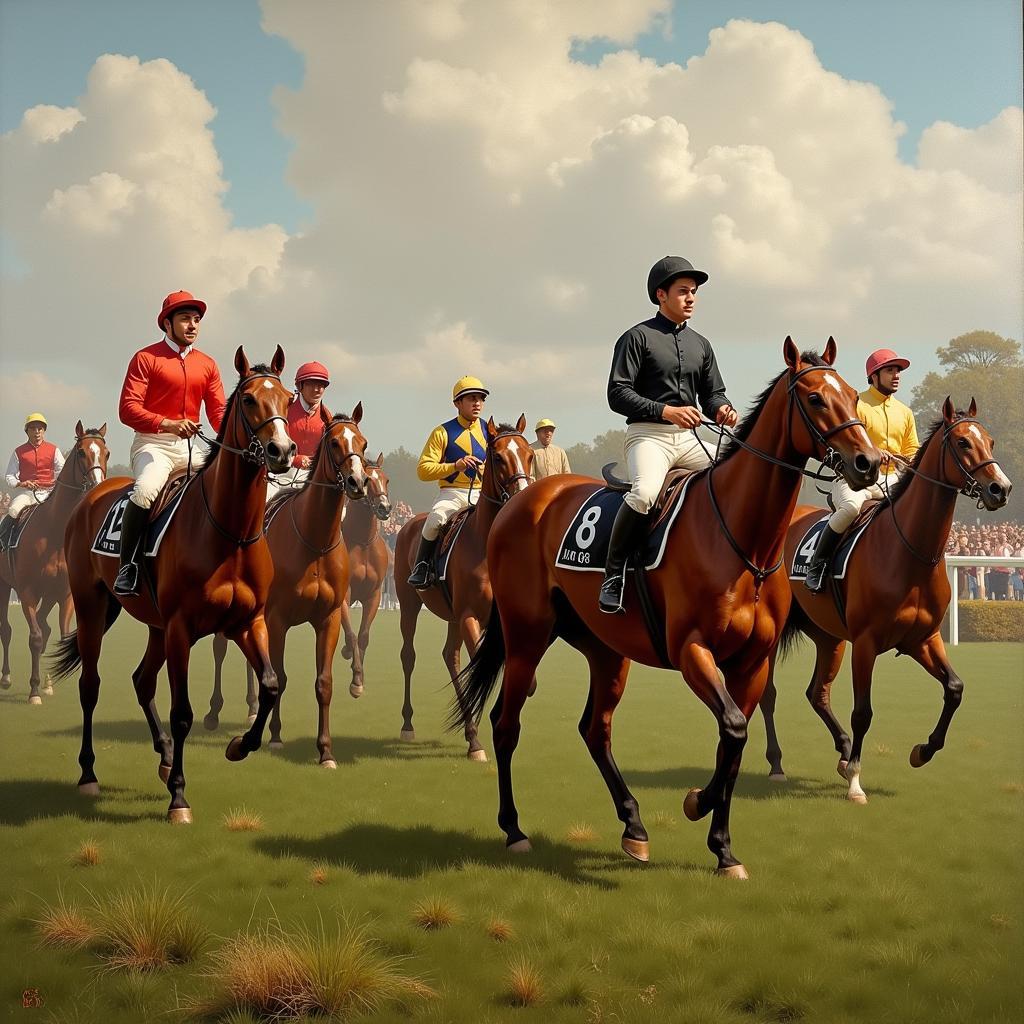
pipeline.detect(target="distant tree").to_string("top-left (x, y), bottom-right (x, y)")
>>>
top-left (565, 428), bottom-right (625, 480)
top-left (380, 445), bottom-right (436, 512)
top-left (108, 463), bottom-right (131, 478)
top-left (911, 332), bottom-right (1022, 520)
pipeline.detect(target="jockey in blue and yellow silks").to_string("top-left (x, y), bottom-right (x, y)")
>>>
top-left (407, 376), bottom-right (489, 589)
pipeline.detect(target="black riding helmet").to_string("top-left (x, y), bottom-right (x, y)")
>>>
top-left (647, 256), bottom-right (708, 304)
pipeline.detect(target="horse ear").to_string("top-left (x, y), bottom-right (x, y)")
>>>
top-left (351, 401), bottom-right (363, 424)
top-left (942, 396), bottom-right (955, 422)
top-left (487, 416), bottom-right (498, 439)
top-left (271, 345), bottom-right (286, 376)
top-left (822, 337), bottom-right (837, 365)
top-left (99, 423), bottom-right (107, 437)
top-left (968, 396), bottom-right (977, 417)
top-left (516, 413), bottom-right (527, 434)
top-left (376, 452), bottom-right (384, 467)
top-left (75, 420), bottom-right (84, 439)
top-left (234, 346), bottom-right (250, 377)
top-left (783, 336), bottom-right (800, 370)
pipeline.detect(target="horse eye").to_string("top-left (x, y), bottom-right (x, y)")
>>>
top-left (807, 393), bottom-right (825, 407)
top-left (957, 438), bottom-right (970, 449)
top-left (242, 394), bottom-right (256, 406)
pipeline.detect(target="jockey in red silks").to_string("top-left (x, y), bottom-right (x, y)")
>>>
top-left (113, 290), bottom-right (226, 596)
top-left (267, 361), bottom-right (333, 499)
top-left (0, 412), bottom-right (65, 547)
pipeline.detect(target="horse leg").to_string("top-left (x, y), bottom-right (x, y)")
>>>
top-left (267, 618), bottom-right (288, 750)
top-left (224, 616), bottom-right (279, 761)
top-left (398, 588), bottom-right (422, 741)
top-left (906, 632), bottom-right (964, 768)
top-left (59, 590), bottom-right (75, 638)
top-left (340, 599), bottom-right (363, 698)
top-left (204, 633), bottom-right (229, 730)
top-left (163, 620), bottom-right (195, 823)
top-left (844, 640), bottom-right (878, 804)
top-left (758, 648), bottom-right (786, 781)
top-left (802, 625), bottom-right (852, 779)
top-left (678, 639), bottom-right (750, 874)
top-left (313, 611), bottom-right (342, 768)
top-left (19, 588), bottom-right (44, 703)
top-left (75, 587), bottom-right (108, 796)
top-left (457, 615), bottom-right (487, 761)
top-left (246, 664), bottom-right (258, 726)
top-left (355, 587), bottom-right (381, 696)
top-left (0, 581), bottom-right (11, 688)
top-left (132, 626), bottom-right (172, 782)
top-left (37, 596), bottom-right (56, 696)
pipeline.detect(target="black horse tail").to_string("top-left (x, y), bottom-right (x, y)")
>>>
top-left (777, 599), bottom-right (809, 663)
top-left (447, 603), bottom-right (507, 731)
top-left (48, 591), bottom-right (122, 681)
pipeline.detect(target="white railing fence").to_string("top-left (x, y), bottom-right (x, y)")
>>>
top-left (945, 555), bottom-right (1024, 645)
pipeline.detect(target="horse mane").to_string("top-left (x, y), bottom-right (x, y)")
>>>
top-left (492, 422), bottom-right (519, 439)
top-left (717, 350), bottom-right (825, 464)
top-left (301, 412), bottom-right (361, 483)
top-left (199, 362), bottom-right (276, 474)
top-left (884, 415), bottom-right (961, 505)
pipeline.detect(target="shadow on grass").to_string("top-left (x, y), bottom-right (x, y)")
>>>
top-left (626, 765), bottom-right (897, 800)
top-left (0, 780), bottom-right (159, 826)
top-left (256, 823), bottom-right (704, 888)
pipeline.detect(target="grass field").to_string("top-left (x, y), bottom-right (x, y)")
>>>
top-left (0, 611), bottom-right (1021, 1023)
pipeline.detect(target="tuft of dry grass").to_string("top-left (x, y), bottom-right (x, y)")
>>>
top-left (308, 861), bottom-right (330, 886)
top-left (199, 917), bottom-right (436, 1020)
top-left (872, 743), bottom-right (892, 756)
top-left (34, 891), bottom-right (97, 949)
top-left (486, 917), bottom-right (514, 943)
top-left (1000, 781), bottom-right (1024, 796)
top-left (504, 954), bottom-right (543, 1006)
top-left (223, 808), bottom-right (264, 832)
top-left (411, 896), bottom-right (459, 931)
top-left (70, 840), bottom-right (101, 868)
top-left (649, 810), bottom-right (679, 830)
top-left (565, 822), bottom-right (599, 844)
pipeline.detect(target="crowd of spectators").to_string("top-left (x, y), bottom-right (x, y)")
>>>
top-left (946, 521), bottom-right (1024, 601)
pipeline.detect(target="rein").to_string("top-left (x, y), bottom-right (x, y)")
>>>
top-left (53, 432), bottom-right (108, 494)
top-left (476, 431), bottom-right (531, 507)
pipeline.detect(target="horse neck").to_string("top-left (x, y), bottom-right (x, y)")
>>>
top-left (202, 424), bottom-right (268, 542)
top-left (711, 380), bottom-right (806, 566)
top-left (41, 453), bottom-right (86, 523)
top-left (294, 462), bottom-right (346, 546)
top-left (342, 494), bottom-right (376, 545)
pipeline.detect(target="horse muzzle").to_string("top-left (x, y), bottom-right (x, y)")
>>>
top-left (265, 439), bottom-right (296, 475)
top-left (981, 473), bottom-right (1011, 511)
top-left (842, 450), bottom-right (880, 490)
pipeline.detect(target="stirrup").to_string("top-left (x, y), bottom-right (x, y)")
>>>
top-left (113, 563), bottom-right (140, 597)
top-left (599, 574), bottom-right (625, 614)
top-left (408, 561), bottom-right (433, 591)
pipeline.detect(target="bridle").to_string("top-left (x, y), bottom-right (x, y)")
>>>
top-left (53, 431), bottom-right (108, 494)
top-left (475, 431), bottom-right (532, 506)
top-left (197, 371), bottom-right (290, 467)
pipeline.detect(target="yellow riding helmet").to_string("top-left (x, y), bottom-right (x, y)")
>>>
top-left (452, 375), bottom-right (489, 401)
top-left (535, 418), bottom-right (556, 431)
top-left (24, 412), bottom-right (47, 429)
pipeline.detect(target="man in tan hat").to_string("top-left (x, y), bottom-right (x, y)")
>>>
top-left (530, 419), bottom-right (571, 479)
top-left (0, 412), bottom-right (65, 547)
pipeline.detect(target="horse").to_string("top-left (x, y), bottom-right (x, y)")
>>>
top-left (50, 347), bottom-right (296, 824)
top-left (339, 453), bottom-right (393, 697)
top-left (758, 398), bottom-right (1012, 802)
top-left (453, 339), bottom-right (881, 877)
top-left (0, 422), bottom-right (110, 703)
top-left (393, 415), bottom-right (533, 759)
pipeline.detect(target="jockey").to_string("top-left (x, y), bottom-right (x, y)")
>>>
top-left (407, 376), bottom-right (489, 590)
top-left (0, 412), bottom-right (65, 547)
top-left (531, 418), bottom-right (572, 479)
top-left (601, 256), bottom-right (738, 614)
top-left (113, 290), bottom-right (227, 597)
top-left (805, 347), bottom-right (920, 592)
top-left (267, 361), bottom-right (333, 498)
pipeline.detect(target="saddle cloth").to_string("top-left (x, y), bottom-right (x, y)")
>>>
top-left (789, 512), bottom-right (873, 582)
top-left (555, 473), bottom-right (697, 574)
top-left (91, 477), bottom-right (193, 559)
top-left (436, 507), bottom-right (472, 583)
top-left (0, 505), bottom-right (38, 555)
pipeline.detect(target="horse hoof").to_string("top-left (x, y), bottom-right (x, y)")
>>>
top-left (0, 674), bottom-right (10, 689)
top-left (320, 759), bottom-right (338, 770)
top-left (168, 807), bottom-right (193, 825)
top-left (768, 772), bottom-right (787, 783)
top-left (42, 683), bottom-right (54, 697)
top-left (716, 864), bottom-right (749, 880)
top-left (621, 837), bottom-right (650, 863)
top-left (349, 683), bottom-right (363, 699)
top-left (78, 782), bottom-right (100, 797)
top-left (158, 764), bottom-right (171, 783)
top-left (269, 740), bottom-right (284, 752)
top-left (28, 695), bottom-right (42, 705)
top-left (246, 713), bottom-right (257, 727)
top-left (683, 788), bottom-right (703, 822)
top-left (909, 744), bottom-right (928, 768)
top-left (202, 715), bottom-right (219, 731)
top-left (400, 729), bottom-right (415, 742)
top-left (225, 736), bottom-right (248, 762)
top-left (468, 748), bottom-right (488, 762)
top-left (846, 791), bottom-right (868, 805)
top-left (507, 838), bottom-right (532, 854)
top-left (837, 759), bottom-right (849, 780)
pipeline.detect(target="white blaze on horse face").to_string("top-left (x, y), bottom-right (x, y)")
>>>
top-left (263, 380), bottom-right (273, 389)
top-left (968, 425), bottom-right (982, 441)
top-left (823, 373), bottom-right (842, 394)
top-left (509, 443), bottom-right (529, 492)
top-left (86, 442), bottom-right (104, 484)
top-left (856, 425), bottom-right (869, 445)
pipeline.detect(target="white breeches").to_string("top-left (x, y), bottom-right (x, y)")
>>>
top-left (422, 488), bottom-right (478, 541)
top-left (7, 489), bottom-right (49, 518)
top-left (129, 432), bottom-right (203, 509)
top-left (623, 424), bottom-right (712, 514)
top-left (267, 467), bottom-right (309, 500)
top-left (828, 474), bottom-right (897, 532)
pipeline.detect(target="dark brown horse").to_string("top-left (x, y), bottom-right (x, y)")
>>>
top-left (50, 348), bottom-right (296, 823)
top-left (340, 453), bottom-right (393, 697)
top-left (394, 416), bottom-right (533, 759)
top-left (759, 398), bottom-right (1011, 802)
top-left (0, 422), bottom-right (110, 702)
top-left (454, 340), bottom-right (881, 876)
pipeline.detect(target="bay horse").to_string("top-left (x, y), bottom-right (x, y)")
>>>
top-left (50, 347), bottom-right (296, 824)
top-left (759, 398), bottom-right (1011, 802)
top-left (0, 422), bottom-right (110, 703)
top-left (394, 416), bottom-right (533, 759)
top-left (454, 339), bottom-right (881, 877)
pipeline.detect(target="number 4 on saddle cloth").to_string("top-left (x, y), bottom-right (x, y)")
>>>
top-left (91, 475), bottom-right (193, 559)
top-left (789, 512), bottom-right (873, 583)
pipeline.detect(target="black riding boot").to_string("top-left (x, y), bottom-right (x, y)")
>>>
top-left (804, 525), bottom-right (843, 594)
top-left (0, 515), bottom-right (15, 550)
top-left (407, 534), bottom-right (439, 590)
top-left (599, 504), bottom-right (650, 614)
top-left (113, 500), bottom-right (148, 597)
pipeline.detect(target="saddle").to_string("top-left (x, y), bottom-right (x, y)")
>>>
top-left (601, 463), bottom-right (702, 529)
top-left (0, 504), bottom-right (37, 558)
top-left (149, 469), bottom-right (191, 522)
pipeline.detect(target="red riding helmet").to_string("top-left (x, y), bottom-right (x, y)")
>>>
top-left (157, 290), bottom-right (206, 329)
top-left (865, 348), bottom-right (910, 380)
top-left (295, 361), bottom-right (331, 387)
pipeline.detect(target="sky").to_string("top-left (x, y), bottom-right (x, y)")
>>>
top-left (1, 0), bottom-right (1021, 462)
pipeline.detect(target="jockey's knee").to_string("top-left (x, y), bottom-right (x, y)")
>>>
top-left (129, 486), bottom-right (158, 510)
top-left (421, 514), bottom-right (444, 541)
top-left (624, 486), bottom-right (657, 515)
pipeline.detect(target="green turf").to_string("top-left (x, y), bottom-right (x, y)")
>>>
top-left (1, 611), bottom-right (1021, 1022)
